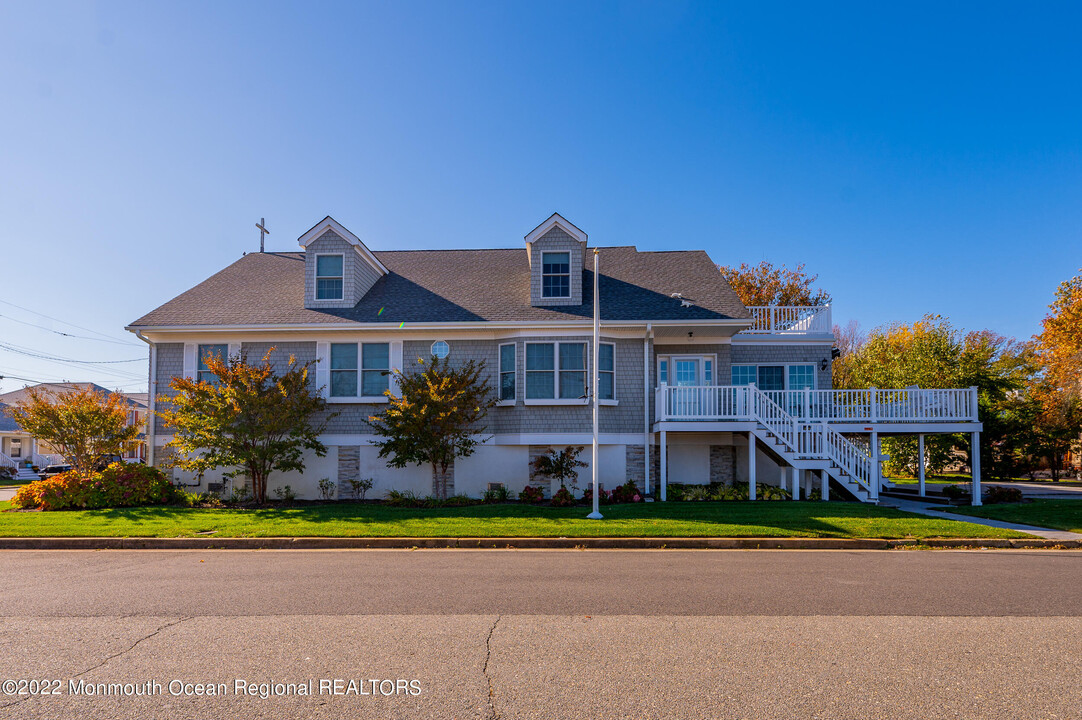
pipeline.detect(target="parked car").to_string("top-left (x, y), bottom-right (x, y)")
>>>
top-left (94, 454), bottom-right (125, 470)
top-left (38, 464), bottom-right (72, 479)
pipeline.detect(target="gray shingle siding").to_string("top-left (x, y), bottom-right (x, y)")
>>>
top-left (303, 230), bottom-right (382, 309)
top-left (153, 343), bottom-right (183, 433)
top-left (730, 345), bottom-right (832, 388)
top-left (529, 226), bottom-right (585, 307)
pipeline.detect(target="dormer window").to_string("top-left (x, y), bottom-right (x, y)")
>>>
top-left (541, 252), bottom-right (570, 298)
top-left (316, 254), bottom-right (344, 300)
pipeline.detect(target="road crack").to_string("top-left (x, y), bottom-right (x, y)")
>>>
top-left (71, 615), bottom-right (195, 680)
top-left (0, 616), bottom-right (194, 710)
top-left (482, 615), bottom-right (501, 719)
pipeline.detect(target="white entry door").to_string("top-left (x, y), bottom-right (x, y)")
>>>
top-left (671, 357), bottom-right (704, 417)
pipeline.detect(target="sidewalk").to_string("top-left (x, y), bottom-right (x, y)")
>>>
top-left (879, 496), bottom-right (1082, 541)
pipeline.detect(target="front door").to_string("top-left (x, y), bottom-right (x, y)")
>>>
top-left (9, 438), bottom-right (21, 458)
top-left (671, 357), bottom-right (704, 417)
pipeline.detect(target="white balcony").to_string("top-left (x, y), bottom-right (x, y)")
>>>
top-left (742, 305), bottom-right (832, 335)
top-left (656, 385), bottom-right (979, 424)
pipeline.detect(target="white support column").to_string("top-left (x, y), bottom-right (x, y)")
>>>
top-left (971, 431), bottom-right (982, 506)
top-left (659, 430), bottom-right (667, 502)
top-left (820, 469), bottom-right (829, 501)
top-left (917, 434), bottom-right (926, 498)
top-left (803, 469), bottom-right (812, 498)
top-left (870, 429), bottom-right (880, 501)
top-left (791, 467), bottom-right (799, 500)
top-left (748, 432), bottom-right (757, 501)
top-left (643, 328), bottom-right (652, 496)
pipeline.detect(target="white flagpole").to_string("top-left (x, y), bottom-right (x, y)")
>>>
top-left (588, 248), bottom-right (603, 520)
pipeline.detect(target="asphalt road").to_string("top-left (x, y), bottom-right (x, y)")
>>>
top-left (1, 550), bottom-right (1080, 719)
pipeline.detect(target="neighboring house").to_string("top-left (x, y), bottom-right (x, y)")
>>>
top-left (0, 383), bottom-right (148, 469)
top-left (127, 214), bottom-right (983, 503)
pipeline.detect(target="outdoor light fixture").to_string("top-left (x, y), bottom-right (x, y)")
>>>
top-left (820, 358), bottom-right (829, 371)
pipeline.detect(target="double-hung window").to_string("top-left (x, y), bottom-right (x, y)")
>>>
top-left (330, 344), bottom-right (358, 397)
top-left (197, 344), bottom-right (228, 385)
top-left (525, 343), bottom-right (555, 399)
top-left (499, 343), bottom-right (516, 402)
top-left (541, 252), bottom-right (570, 298)
top-left (598, 343), bottom-right (615, 400)
top-left (329, 342), bottom-right (390, 398)
top-left (316, 254), bottom-right (344, 300)
top-left (559, 343), bottom-right (587, 399)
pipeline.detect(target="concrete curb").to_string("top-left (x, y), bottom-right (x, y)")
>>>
top-left (0, 536), bottom-right (1078, 550)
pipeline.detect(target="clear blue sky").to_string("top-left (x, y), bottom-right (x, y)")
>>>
top-left (1, 1), bottom-right (1079, 393)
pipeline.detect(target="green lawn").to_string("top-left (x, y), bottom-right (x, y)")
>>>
top-left (945, 499), bottom-right (1082, 534)
top-left (0, 500), bottom-right (1030, 539)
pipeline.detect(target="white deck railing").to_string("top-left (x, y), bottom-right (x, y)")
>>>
top-left (744, 305), bottom-right (832, 335)
top-left (656, 385), bottom-right (979, 424)
top-left (0, 453), bottom-right (16, 470)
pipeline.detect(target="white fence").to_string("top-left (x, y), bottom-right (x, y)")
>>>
top-left (744, 305), bottom-right (832, 335)
top-left (657, 385), bottom-right (978, 424)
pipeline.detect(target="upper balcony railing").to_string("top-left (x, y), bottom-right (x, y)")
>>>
top-left (743, 305), bottom-right (832, 335)
top-left (656, 385), bottom-right (979, 424)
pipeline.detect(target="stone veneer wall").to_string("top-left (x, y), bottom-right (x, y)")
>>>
top-left (709, 445), bottom-right (736, 485)
top-left (337, 446), bottom-right (360, 498)
top-left (625, 445), bottom-right (645, 486)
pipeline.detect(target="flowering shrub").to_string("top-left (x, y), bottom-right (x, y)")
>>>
top-left (582, 487), bottom-right (610, 505)
top-left (984, 486), bottom-right (1023, 504)
top-left (518, 485), bottom-right (545, 503)
top-left (550, 486), bottom-right (576, 507)
top-left (609, 480), bottom-right (642, 503)
top-left (10, 463), bottom-right (180, 511)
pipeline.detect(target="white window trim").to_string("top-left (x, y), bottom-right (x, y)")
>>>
top-left (540, 251), bottom-right (571, 299)
top-left (730, 362), bottom-right (818, 390)
top-left (326, 341), bottom-right (392, 401)
top-left (314, 252), bottom-right (345, 301)
top-left (522, 340), bottom-right (618, 405)
top-left (497, 342), bottom-right (517, 406)
top-left (599, 341), bottom-right (616, 403)
top-left (656, 353), bottom-right (718, 386)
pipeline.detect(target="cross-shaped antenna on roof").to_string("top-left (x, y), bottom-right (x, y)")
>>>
top-left (256, 218), bottom-right (270, 253)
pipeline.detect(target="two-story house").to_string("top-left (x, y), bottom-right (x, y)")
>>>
top-left (128, 214), bottom-right (984, 504)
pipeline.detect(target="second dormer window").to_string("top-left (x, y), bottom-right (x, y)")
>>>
top-left (541, 252), bottom-right (570, 298)
top-left (316, 254), bottom-right (344, 300)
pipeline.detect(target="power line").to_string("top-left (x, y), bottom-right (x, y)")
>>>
top-left (0, 299), bottom-right (141, 347)
top-left (0, 346), bottom-right (145, 382)
top-left (0, 313), bottom-right (142, 347)
top-left (0, 341), bottom-right (145, 364)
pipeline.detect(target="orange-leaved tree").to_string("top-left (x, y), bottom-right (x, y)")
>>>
top-left (10, 386), bottom-right (139, 476)
top-left (1033, 270), bottom-right (1082, 477)
top-left (157, 348), bottom-right (332, 504)
top-left (718, 261), bottom-right (831, 307)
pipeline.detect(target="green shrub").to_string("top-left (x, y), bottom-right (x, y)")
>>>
top-left (385, 489), bottom-right (423, 507)
top-left (348, 477), bottom-right (374, 500)
top-left (482, 485), bottom-right (510, 503)
top-left (317, 478), bottom-right (336, 501)
top-left (10, 463), bottom-right (180, 511)
top-left (272, 485), bottom-right (297, 502)
top-left (229, 483), bottom-right (252, 504)
top-left (984, 486), bottom-right (1023, 504)
top-left (431, 494), bottom-right (480, 508)
top-left (943, 484), bottom-right (969, 500)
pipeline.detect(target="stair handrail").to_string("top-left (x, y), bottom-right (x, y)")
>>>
top-left (821, 422), bottom-right (874, 495)
top-left (0, 452), bottom-right (16, 470)
top-left (747, 385), bottom-right (801, 455)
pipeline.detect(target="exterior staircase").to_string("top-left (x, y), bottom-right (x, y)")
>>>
top-left (14, 465), bottom-right (40, 482)
top-left (746, 386), bottom-right (876, 502)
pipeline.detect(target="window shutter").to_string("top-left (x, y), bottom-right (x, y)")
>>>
top-left (182, 343), bottom-right (197, 379)
top-left (315, 342), bottom-right (330, 399)
top-left (390, 341), bottom-right (404, 397)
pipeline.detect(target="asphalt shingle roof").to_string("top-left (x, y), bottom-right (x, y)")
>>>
top-left (129, 247), bottom-right (751, 328)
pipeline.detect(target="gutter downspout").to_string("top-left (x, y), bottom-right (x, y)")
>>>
top-left (133, 330), bottom-right (155, 467)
